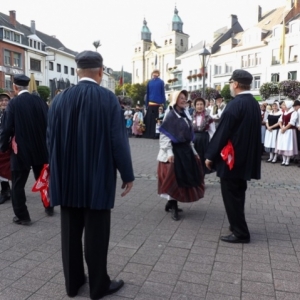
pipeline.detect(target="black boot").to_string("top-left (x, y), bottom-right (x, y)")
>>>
top-left (0, 181), bottom-right (11, 205)
top-left (169, 200), bottom-right (180, 221)
top-left (165, 200), bottom-right (183, 212)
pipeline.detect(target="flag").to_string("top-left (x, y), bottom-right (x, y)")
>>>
top-left (119, 66), bottom-right (123, 86)
top-left (155, 55), bottom-right (157, 67)
top-left (279, 15), bottom-right (285, 64)
top-left (220, 140), bottom-right (234, 170)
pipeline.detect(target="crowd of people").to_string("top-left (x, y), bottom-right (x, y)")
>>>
top-left (0, 50), bottom-right (299, 299)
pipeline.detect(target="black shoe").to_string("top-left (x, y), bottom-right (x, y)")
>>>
top-left (165, 201), bottom-right (183, 213)
top-left (170, 200), bottom-right (180, 221)
top-left (13, 216), bottom-right (32, 226)
top-left (101, 280), bottom-right (124, 298)
top-left (0, 191), bottom-right (10, 204)
top-left (45, 207), bottom-right (54, 216)
top-left (220, 233), bottom-right (250, 244)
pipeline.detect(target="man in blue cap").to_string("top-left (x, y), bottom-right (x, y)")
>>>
top-left (0, 74), bottom-right (51, 225)
top-left (47, 50), bottom-right (134, 299)
top-left (205, 69), bottom-right (261, 244)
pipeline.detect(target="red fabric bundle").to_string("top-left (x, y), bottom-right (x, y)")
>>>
top-left (220, 140), bottom-right (235, 170)
top-left (32, 164), bottom-right (50, 208)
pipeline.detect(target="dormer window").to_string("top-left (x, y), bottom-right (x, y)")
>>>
top-left (180, 39), bottom-right (183, 46)
top-left (290, 21), bottom-right (300, 33)
top-left (4, 30), bottom-right (10, 39)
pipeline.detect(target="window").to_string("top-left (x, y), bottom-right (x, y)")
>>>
top-left (253, 76), bottom-right (261, 89)
top-left (165, 40), bottom-right (167, 45)
top-left (5, 75), bottom-right (12, 90)
top-left (64, 66), bottom-right (68, 74)
top-left (214, 65), bottom-right (222, 75)
top-left (169, 39), bottom-right (172, 44)
top-left (271, 73), bottom-right (280, 83)
top-left (13, 33), bottom-right (20, 43)
top-left (272, 49), bottom-right (280, 65)
top-left (255, 53), bottom-right (261, 65)
top-left (193, 85), bottom-right (197, 90)
top-left (135, 48), bottom-right (137, 52)
top-left (29, 39), bottom-right (33, 47)
top-left (49, 62), bottom-right (54, 70)
top-left (214, 83), bottom-right (221, 91)
top-left (289, 45), bottom-right (298, 62)
top-left (13, 53), bottom-right (21, 68)
top-left (4, 50), bottom-right (11, 66)
top-left (138, 47), bottom-right (141, 52)
top-left (37, 42), bottom-right (40, 50)
top-left (71, 67), bottom-right (75, 75)
top-left (180, 39), bottom-right (183, 46)
top-left (189, 86), bottom-right (192, 92)
top-left (248, 54), bottom-right (255, 67)
top-left (57, 64), bottom-right (61, 72)
top-left (225, 64), bottom-right (232, 73)
top-left (273, 27), bottom-right (279, 37)
top-left (288, 71), bottom-right (297, 80)
top-left (30, 58), bottom-right (41, 71)
top-left (4, 30), bottom-right (10, 39)
top-left (290, 22), bottom-right (300, 33)
top-left (241, 55), bottom-right (248, 68)
top-left (34, 41), bottom-right (36, 49)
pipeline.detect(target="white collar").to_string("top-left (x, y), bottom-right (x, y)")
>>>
top-left (79, 77), bottom-right (98, 84)
top-left (18, 90), bottom-right (29, 96)
top-left (237, 91), bottom-right (252, 95)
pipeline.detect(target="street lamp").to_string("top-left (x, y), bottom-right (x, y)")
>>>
top-left (93, 40), bottom-right (101, 51)
top-left (199, 43), bottom-right (211, 98)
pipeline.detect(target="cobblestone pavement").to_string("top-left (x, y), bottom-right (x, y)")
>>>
top-left (0, 137), bottom-right (300, 300)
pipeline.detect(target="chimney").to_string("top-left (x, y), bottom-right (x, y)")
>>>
top-left (258, 6), bottom-right (262, 22)
top-left (31, 20), bottom-right (36, 34)
top-left (286, 0), bottom-right (294, 9)
top-left (9, 10), bottom-right (16, 27)
top-left (228, 14), bottom-right (238, 29)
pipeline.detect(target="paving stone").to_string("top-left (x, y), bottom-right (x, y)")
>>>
top-left (0, 287), bottom-right (32, 300)
top-left (242, 270), bottom-right (273, 283)
top-left (173, 281), bottom-right (207, 297)
top-left (274, 279), bottom-right (300, 293)
top-left (171, 294), bottom-right (204, 300)
top-left (11, 276), bottom-right (47, 292)
top-left (276, 291), bottom-right (300, 300)
top-left (35, 282), bottom-right (66, 298)
top-left (242, 292), bottom-right (277, 300)
top-left (208, 280), bottom-right (241, 297)
top-left (123, 263), bottom-right (152, 276)
top-left (206, 292), bottom-right (240, 300)
top-left (117, 271), bottom-right (147, 286)
top-left (213, 261), bottom-right (242, 274)
top-left (25, 267), bottom-right (59, 281)
top-left (242, 281), bottom-right (275, 297)
top-left (211, 270), bottom-right (241, 284)
top-left (153, 261), bottom-right (183, 275)
top-left (148, 270), bottom-right (179, 285)
top-left (271, 260), bottom-right (300, 272)
top-left (0, 278), bottom-right (14, 292)
top-left (183, 261), bottom-right (213, 275)
top-left (135, 293), bottom-right (166, 300)
top-left (129, 254), bottom-right (158, 266)
top-left (139, 281), bottom-right (173, 298)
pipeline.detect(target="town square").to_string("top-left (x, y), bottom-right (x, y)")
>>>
top-left (1, 0), bottom-right (300, 299)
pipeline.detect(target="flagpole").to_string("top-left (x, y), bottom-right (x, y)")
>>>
top-left (122, 66), bottom-right (124, 96)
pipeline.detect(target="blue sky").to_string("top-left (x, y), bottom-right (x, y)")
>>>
top-left (2, 0), bottom-right (287, 72)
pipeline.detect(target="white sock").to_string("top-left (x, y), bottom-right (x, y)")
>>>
top-left (269, 153), bottom-right (274, 160)
top-left (286, 157), bottom-right (290, 164)
top-left (282, 156), bottom-right (286, 163)
top-left (273, 154), bottom-right (277, 161)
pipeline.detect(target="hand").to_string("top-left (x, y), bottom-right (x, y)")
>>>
top-left (268, 128), bottom-right (272, 132)
top-left (281, 128), bottom-right (285, 134)
top-left (168, 156), bottom-right (174, 163)
top-left (121, 181), bottom-right (133, 197)
top-left (205, 159), bottom-right (213, 170)
top-left (298, 126), bottom-right (300, 131)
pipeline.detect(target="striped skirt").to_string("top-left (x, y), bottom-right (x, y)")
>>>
top-left (157, 161), bottom-right (204, 203)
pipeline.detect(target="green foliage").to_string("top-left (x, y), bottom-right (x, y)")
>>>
top-left (0, 88), bottom-right (4, 93)
top-left (259, 82), bottom-right (279, 100)
top-left (221, 84), bottom-right (232, 101)
top-left (115, 82), bottom-right (147, 107)
top-left (37, 86), bottom-right (50, 102)
top-left (112, 71), bottom-right (132, 84)
top-left (278, 80), bottom-right (300, 100)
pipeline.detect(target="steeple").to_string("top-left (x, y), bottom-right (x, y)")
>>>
top-left (141, 18), bottom-right (151, 42)
top-left (172, 6), bottom-right (183, 33)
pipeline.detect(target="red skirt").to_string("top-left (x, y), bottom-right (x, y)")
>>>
top-left (157, 161), bottom-right (204, 203)
top-left (0, 150), bottom-right (11, 180)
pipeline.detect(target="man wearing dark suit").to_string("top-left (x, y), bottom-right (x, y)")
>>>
top-left (47, 51), bottom-right (134, 299)
top-left (205, 70), bottom-right (261, 244)
top-left (0, 74), bottom-right (52, 225)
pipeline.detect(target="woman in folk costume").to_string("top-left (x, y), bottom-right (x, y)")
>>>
top-left (264, 102), bottom-right (282, 163)
top-left (192, 97), bottom-right (215, 175)
top-left (260, 103), bottom-right (268, 155)
top-left (0, 92), bottom-right (12, 205)
top-left (157, 90), bottom-right (205, 221)
top-left (132, 106), bottom-right (143, 137)
top-left (276, 100), bottom-right (299, 166)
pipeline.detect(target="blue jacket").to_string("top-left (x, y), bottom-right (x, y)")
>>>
top-left (47, 81), bottom-right (134, 210)
top-left (146, 78), bottom-right (166, 107)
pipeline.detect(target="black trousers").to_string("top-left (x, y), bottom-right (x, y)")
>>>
top-left (220, 178), bottom-right (250, 240)
top-left (11, 164), bottom-right (43, 220)
top-left (144, 105), bottom-right (159, 139)
top-left (60, 207), bottom-right (111, 299)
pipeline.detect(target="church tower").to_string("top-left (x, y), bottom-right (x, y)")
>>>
top-left (132, 18), bottom-right (152, 84)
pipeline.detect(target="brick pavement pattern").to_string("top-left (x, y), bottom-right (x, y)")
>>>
top-left (0, 137), bottom-right (300, 299)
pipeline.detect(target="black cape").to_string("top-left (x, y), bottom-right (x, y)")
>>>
top-left (205, 93), bottom-right (261, 180)
top-left (0, 92), bottom-right (48, 171)
top-left (47, 80), bottom-right (134, 210)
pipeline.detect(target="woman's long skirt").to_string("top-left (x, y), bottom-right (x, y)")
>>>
top-left (264, 129), bottom-right (279, 153)
top-left (157, 161), bottom-right (204, 203)
top-left (194, 131), bottom-right (210, 174)
top-left (275, 129), bottom-right (298, 156)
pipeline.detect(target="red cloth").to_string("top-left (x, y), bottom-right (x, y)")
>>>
top-left (32, 164), bottom-right (50, 208)
top-left (0, 150), bottom-right (11, 180)
top-left (220, 140), bottom-right (235, 170)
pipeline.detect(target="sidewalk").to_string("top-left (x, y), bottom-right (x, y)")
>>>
top-left (0, 137), bottom-right (299, 299)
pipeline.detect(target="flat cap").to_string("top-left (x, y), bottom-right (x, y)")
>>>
top-left (75, 50), bottom-right (103, 69)
top-left (293, 100), bottom-right (300, 106)
top-left (0, 92), bottom-right (11, 99)
top-left (13, 74), bottom-right (30, 86)
top-left (229, 69), bottom-right (253, 85)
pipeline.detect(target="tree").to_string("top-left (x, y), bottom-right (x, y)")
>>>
top-left (37, 86), bottom-right (50, 102)
top-left (221, 84), bottom-right (232, 101)
top-left (112, 71), bottom-right (132, 84)
top-left (115, 82), bottom-right (147, 107)
top-left (259, 82), bottom-right (279, 100)
top-left (278, 80), bottom-right (300, 100)
top-left (0, 88), bottom-right (4, 94)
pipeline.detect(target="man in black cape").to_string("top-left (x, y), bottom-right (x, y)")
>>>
top-left (47, 50), bottom-right (134, 299)
top-left (0, 74), bottom-right (51, 225)
top-left (205, 69), bottom-right (261, 244)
